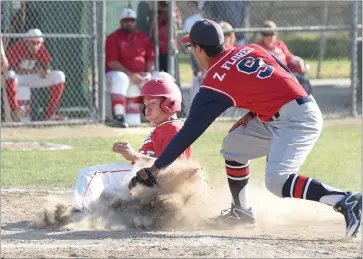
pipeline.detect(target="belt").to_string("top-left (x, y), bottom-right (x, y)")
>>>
top-left (271, 96), bottom-right (313, 121)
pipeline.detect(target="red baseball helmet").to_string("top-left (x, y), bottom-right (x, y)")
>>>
top-left (133, 78), bottom-right (182, 113)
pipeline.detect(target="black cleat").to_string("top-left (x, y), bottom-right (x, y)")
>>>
top-left (114, 115), bottom-right (128, 128)
top-left (334, 191), bottom-right (362, 238)
top-left (214, 203), bottom-right (257, 229)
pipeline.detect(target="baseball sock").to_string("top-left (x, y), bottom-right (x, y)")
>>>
top-left (282, 174), bottom-right (346, 206)
top-left (111, 93), bottom-right (126, 119)
top-left (225, 160), bottom-right (250, 209)
top-left (44, 83), bottom-right (65, 120)
top-left (5, 78), bottom-right (18, 110)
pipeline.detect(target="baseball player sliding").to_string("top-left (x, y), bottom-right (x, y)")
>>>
top-left (72, 76), bottom-right (191, 211)
top-left (128, 19), bottom-right (362, 238)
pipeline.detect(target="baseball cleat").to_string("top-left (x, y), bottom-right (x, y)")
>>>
top-left (213, 203), bottom-right (257, 229)
top-left (334, 191), bottom-right (362, 238)
top-left (114, 115), bottom-right (128, 128)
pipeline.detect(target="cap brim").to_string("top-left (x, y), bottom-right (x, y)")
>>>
top-left (28, 38), bottom-right (44, 42)
top-left (181, 35), bottom-right (192, 44)
top-left (121, 16), bottom-right (137, 20)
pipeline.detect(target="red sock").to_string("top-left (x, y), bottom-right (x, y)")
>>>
top-left (44, 83), bottom-right (65, 120)
top-left (111, 93), bottom-right (126, 117)
top-left (5, 79), bottom-right (18, 110)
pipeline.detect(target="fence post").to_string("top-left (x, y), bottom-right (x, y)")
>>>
top-left (153, 1), bottom-right (159, 72)
top-left (97, 0), bottom-right (106, 122)
top-left (316, 1), bottom-right (329, 79)
top-left (167, 0), bottom-right (176, 78)
top-left (350, 0), bottom-right (358, 117)
top-left (92, 0), bottom-right (97, 121)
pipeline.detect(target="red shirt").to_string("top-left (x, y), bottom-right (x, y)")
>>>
top-left (255, 40), bottom-right (303, 74)
top-left (154, 8), bottom-right (181, 54)
top-left (105, 29), bottom-right (155, 73)
top-left (138, 119), bottom-right (192, 160)
top-left (6, 40), bottom-right (51, 69)
top-left (201, 44), bottom-right (307, 122)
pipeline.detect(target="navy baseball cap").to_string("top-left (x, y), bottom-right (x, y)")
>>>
top-left (181, 19), bottom-right (224, 46)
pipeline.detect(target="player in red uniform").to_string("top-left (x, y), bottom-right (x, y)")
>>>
top-left (72, 78), bottom-right (191, 211)
top-left (4, 29), bottom-right (65, 121)
top-left (129, 19), bottom-right (361, 238)
top-left (255, 20), bottom-right (312, 94)
top-left (105, 8), bottom-right (155, 127)
top-left (112, 78), bottom-right (191, 164)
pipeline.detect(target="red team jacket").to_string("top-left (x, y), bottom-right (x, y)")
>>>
top-left (153, 44), bottom-right (309, 169)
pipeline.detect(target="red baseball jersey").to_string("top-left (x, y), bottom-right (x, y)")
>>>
top-left (255, 40), bottom-right (302, 74)
top-left (138, 119), bottom-right (192, 160)
top-left (6, 40), bottom-right (52, 69)
top-left (201, 44), bottom-right (307, 122)
top-left (105, 29), bottom-right (155, 73)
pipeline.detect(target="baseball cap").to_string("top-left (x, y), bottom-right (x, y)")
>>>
top-left (120, 8), bottom-right (137, 21)
top-left (26, 28), bottom-right (44, 42)
top-left (261, 20), bottom-right (277, 35)
top-left (181, 19), bottom-right (224, 46)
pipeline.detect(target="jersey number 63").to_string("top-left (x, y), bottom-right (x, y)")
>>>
top-left (237, 57), bottom-right (275, 79)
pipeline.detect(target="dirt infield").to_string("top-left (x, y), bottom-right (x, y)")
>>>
top-left (2, 186), bottom-right (361, 258)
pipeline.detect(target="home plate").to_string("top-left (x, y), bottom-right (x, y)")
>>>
top-left (1, 141), bottom-right (73, 151)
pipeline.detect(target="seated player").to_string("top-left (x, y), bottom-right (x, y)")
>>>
top-left (105, 8), bottom-right (155, 127)
top-left (255, 20), bottom-right (312, 94)
top-left (219, 21), bottom-right (236, 50)
top-left (5, 28), bottom-right (66, 121)
top-left (72, 78), bottom-right (191, 211)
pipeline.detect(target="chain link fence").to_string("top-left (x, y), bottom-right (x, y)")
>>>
top-left (0, 1), bottom-right (361, 128)
top-left (175, 1), bottom-right (362, 119)
top-left (1, 0), bottom-right (105, 127)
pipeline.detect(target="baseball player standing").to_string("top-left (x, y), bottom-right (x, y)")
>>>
top-left (4, 29), bottom-right (65, 122)
top-left (128, 19), bottom-right (362, 238)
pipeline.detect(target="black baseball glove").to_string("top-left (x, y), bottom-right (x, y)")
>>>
top-left (129, 167), bottom-right (158, 189)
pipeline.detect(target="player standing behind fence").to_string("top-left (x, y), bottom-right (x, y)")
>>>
top-left (128, 19), bottom-right (362, 238)
top-left (105, 8), bottom-right (155, 128)
top-left (149, 1), bottom-right (183, 73)
top-left (4, 29), bottom-right (66, 122)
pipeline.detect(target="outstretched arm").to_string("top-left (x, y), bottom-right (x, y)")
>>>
top-left (128, 88), bottom-right (234, 189)
top-left (153, 88), bottom-right (233, 171)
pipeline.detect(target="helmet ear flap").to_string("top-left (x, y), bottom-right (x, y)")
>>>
top-left (160, 97), bottom-right (171, 113)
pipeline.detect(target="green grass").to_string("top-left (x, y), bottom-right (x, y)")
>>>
top-left (1, 122), bottom-right (361, 191)
top-left (178, 59), bottom-right (351, 86)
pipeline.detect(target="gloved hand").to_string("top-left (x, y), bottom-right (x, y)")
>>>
top-left (128, 167), bottom-right (158, 190)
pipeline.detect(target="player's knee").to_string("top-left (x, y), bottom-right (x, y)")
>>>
top-left (106, 71), bottom-right (129, 95)
top-left (265, 175), bottom-right (286, 198)
top-left (221, 133), bottom-right (233, 153)
top-left (220, 133), bottom-right (241, 160)
top-left (6, 70), bottom-right (17, 80)
top-left (50, 70), bottom-right (66, 84)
